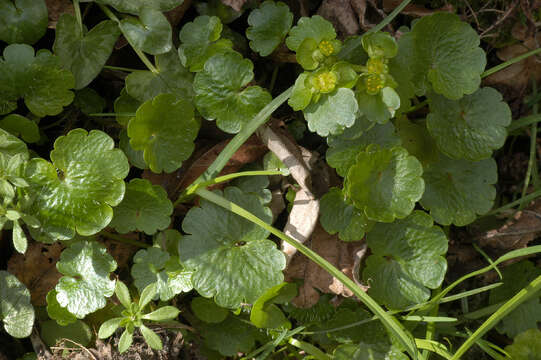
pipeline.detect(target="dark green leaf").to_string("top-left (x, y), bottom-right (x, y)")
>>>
top-left (40, 320), bottom-right (92, 348)
top-left (94, 0), bottom-right (183, 15)
top-left (74, 88), bottom-right (106, 115)
top-left (0, 114), bottom-right (39, 143)
top-left (505, 329), bottom-right (541, 360)
top-left (246, 1), bottom-right (293, 56)
top-left (250, 282), bottom-right (296, 329)
top-left (363, 211), bottom-right (448, 309)
top-left (120, 8), bottom-right (172, 55)
top-left (0, 0), bottom-right (47, 44)
top-left (201, 314), bottom-right (261, 356)
top-left (191, 297), bottom-right (229, 323)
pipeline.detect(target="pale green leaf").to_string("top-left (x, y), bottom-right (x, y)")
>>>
top-left (0, 270), bottom-right (34, 338)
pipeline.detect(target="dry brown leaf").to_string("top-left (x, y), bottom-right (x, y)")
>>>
top-left (45, 0), bottom-right (74, 29)
top-left (478, 198), bottom-right (541, 251)
top-left (8, 242), bottom-right (64, 306)
top-left (382, 0), bottom-right (453, 16)
top-left (98, 235), bottom-right (139, 270)
top-left (285, 223), bottom-right (364, 308)
top-left (164, 0), bottom-right (193, 28)
top-left (317, 0), bottom-right (360, 36)
top-left (220, 0), bottom-right (246, 12)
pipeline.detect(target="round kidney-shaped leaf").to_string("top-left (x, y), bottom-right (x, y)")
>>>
top-left (285, 15), bottom-right (336, 52)
top-left (345, 145), bottom-right (424, 222)
top-left (119, 8), bottom-right (172, 55)
top-left (55, 241), bottom-right (117, 318)
top-left (179, 187), bottom-right (286, 308)
top-left (304, 88), bottom-right (358, 136)
top-left (0, 44), bottom-right (75, 117)
top-left (110, 179), bottom-right (173, 235)
top-left (128, 93), bottom-right (199, 173)
top-left (0, 0), bottom-right (47, 45)
top-left (427, 87), bottom-right (511, 161)
top-left (0, 270), bottom-right (34, 338)
top-left (246, 1), bottom-right (293, 56)
top-left (0, 114), bottom-right (39, 143)
top-left (410, 13), bottom-right (486, 99)
top-left (54, 15), bottom-right (120, 89)
top-left (363, 211), bottom-right (448, 309)
top-left (505, 329), bottom-right (541, 360)
top-left (420, 156), bottom-right (497, 226)
top-left (194, 52), bottom-right (272, 134)
top-left (25, 129), bottom-right (129, 240)
top-left (178, 15), bottom-right (233, 72)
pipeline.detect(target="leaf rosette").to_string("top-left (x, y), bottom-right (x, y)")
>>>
top-left (179, 187), bottom-right (286, 308)
top-left (25, 129), bottom-right (130, 240)
top-left (246, 1), bottom-right (293, 57)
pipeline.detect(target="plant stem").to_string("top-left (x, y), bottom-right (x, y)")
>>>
top-left (451, 274), bottom-right (541, 359)
top-left (98, 3), bottom-right (159, 75)
top-left (288, 338), bottom-right (330, 360)
top-left (103, 65), bottom-right (141, 72)
top-left (174, 170), bottom-right (285, 206)
top-left (368, 0), bottom-right (412, 33)
top-left (73, 0), bottom-right (83, 34)
top-left (195, 188), bottom-right (419, 359)
top-left (88, 112), bottom-right (136, 117)
top-left (100, 231), bottom-right (150, 248)
top-left (482, 47), bottom-right (541, 78)
top-left (176, 86), bottom-right (293, 204)
top-left (520, 79), bottom-right (539, 208)
top-left (486, 188), bottom-right (541, 215)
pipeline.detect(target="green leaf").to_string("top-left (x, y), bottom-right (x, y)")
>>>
top-left (250, 282), bottom-right (296, 329)
top-left (200, 314), bottom-right (262, 356)
top-left (46, 289), bottom-right (77, 326)
top-left (0, 270), bottom-right (34, 338)
top-left (40, 319), bottom-right (92, 348)
top-left (115, 281), bottom-right (131, 309)
top-left (54, 15), bottom-right (120, 89)
top-left (345, 145), bottom-right (424, 222)
top-left (246, 1), bottom-right (293, 56)
top-left (194, 52), bottom-right (271, 134)
top-left (0, 44), bottom-right (75, 117)
top-left (363, 211), bottom-right (448, 309)
top-left (326, 119), bottom-right (401, 177)
top-left (362, 32), bottom-right (397, 59)
top-left (179, 187), bottom-right (286, 308)
top-left (119, 129), bottom-right (147, 169)
top-left (55, 241), bottom-right (117, 318)
top-left (120, 8), bottom-right (172, 55)
top-left (285, 15), bottom-right (336, 52)
top-left (118, 328), bottom-right (133, 353)
top-left (319, 187), bottom-right (373, 242)
top-left (114, 89), bottom-right (140, 127)
top-left (427, 87), bottom-right (511, 161)
top-left (505, 329), bottom-right (541, 360)
top-left (195, 0), bottom-right (242, 24)
top-left (489, 261), bottom-right (541, 337)
top-left (12, 220), bottom-right (27, 254)
top-left (110, 179), bottom-right (173, 234)
top-left (0, 0), bottom-right (47, 44)
top-left (98, 317), bottom-right (123, 339)
top-left (356, 89), bottom-right (395, 124)
top-left (128, 94), bottom-right (199, 173)
top-left (0, 128), bottom-right (28, 160)
top-left (94, 0), bottom-right (183, 15)
top-left (139, 282), bottom-right (158, 310)
top-left (25, 129), bottom-right (130, 240)
top-left (304, 88), bottom-right (358, 136)
top-left (125, 49), bottom-right (194, 102)
top-left (409, 13), bottom-right (486, 99)
top-left (191, 297), bottom-right (229, 323)
top-left (420, 156), bottom-right (497, 226)
top-left (338, 36), bottom-right (368, 65)
top-left (288, 72), bottom-right (312, 111)
top-left (0, 114), bottom-right (39, 143)
top-left (178, 15), bottom-right (233, 72)
top-left (334, 342), bottom-right (407, 360)
top-left (140, 324), bottom-right (163, 350)
top-left (395, 117), bottom-right (438, 165)
top-left (74, 88), bottom-right (106, 115)
top-left (141, 306), bottom-right (180, 321)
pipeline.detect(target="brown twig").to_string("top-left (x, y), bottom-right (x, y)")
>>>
top-left (480, 1), bottom-right (519, 38)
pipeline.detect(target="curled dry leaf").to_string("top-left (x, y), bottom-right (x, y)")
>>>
top-left (285, 223), bottom-right (365, 308)
top-left (7, 242), bottom-right (63, 306)
top-left (478, 198), bottom-right (541, 252)
top-left (220, 0), bottom-right (246, 12)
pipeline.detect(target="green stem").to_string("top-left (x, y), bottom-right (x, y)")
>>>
top-left (73, 0), bottom-right (83, 34)
top-left (88, 112), bottom-right (136, 117)
top-left (103, 65), bottom-right (141, 72)
top-left (195, 188), bottom-right (419, 359)
top-left (100, 231), bottom-right (150, 248)
top-left (174, 170), bottom-right (285, 206)
top-left (451, 275), bottom-right (541, 360)
top-left (288, 338), bottom-right (330, 360)
top-left (98, 3), bottom-right (159, 75)
top-left (176, 86), bottom-right (293, 204)
top-left (507, 114), bottom-right (541, 132)
top-left (520, 79), bottom-right (539, 208)
top-left (420, 288), bottom-right (440, 360)
top-left (405, 99), bottom-right (429, 114)
top-left (368, 0), bottom-right (412, 33)
top-left (269, 66), bottom-right (280, 93)
top-left (486, 188), bottom-right (541, 215)
top-left (482, 47), bottom-right (541, 78)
